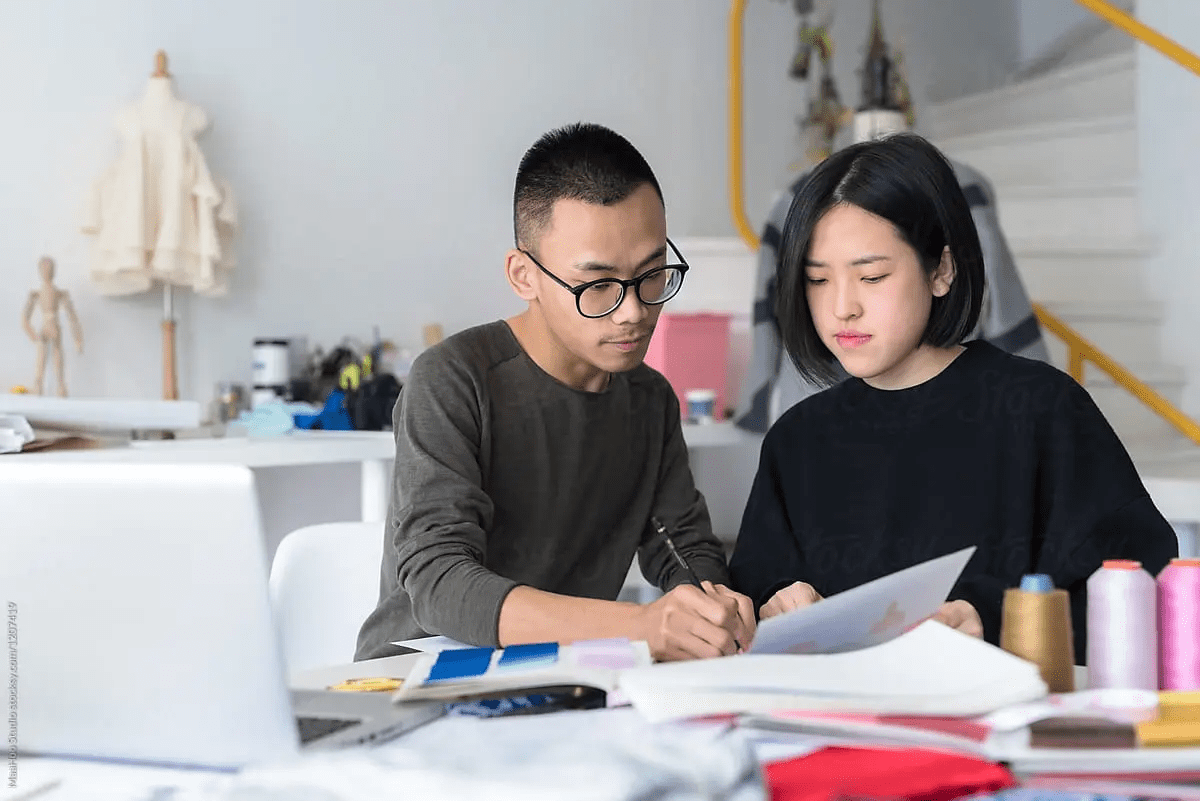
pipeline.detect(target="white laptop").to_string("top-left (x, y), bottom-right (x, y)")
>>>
top-left (0, 461), bottom-right (442, 770)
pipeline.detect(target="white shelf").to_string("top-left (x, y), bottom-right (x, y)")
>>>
top-left (13, 430), bottom-right (395, 468)
top-left (0, 394), bottom-right (202, 432)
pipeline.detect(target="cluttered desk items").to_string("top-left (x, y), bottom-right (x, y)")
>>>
top-left (727, 559), bottom-right (1200, 789)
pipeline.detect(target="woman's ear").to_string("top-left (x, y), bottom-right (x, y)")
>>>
top-left (930, 246), bottom-right (956, 298)
top-left (505, 248), bottom-right (537, 301)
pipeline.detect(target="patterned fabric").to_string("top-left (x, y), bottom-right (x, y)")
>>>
top-left (733, 159), bottom-right (1049, 433)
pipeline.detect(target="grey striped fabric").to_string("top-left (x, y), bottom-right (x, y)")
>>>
top-left (733, 158), bottom-right (1050, 433)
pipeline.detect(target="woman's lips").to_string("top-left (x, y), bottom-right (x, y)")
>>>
top-left (835, 333), bottom-right (871, 348)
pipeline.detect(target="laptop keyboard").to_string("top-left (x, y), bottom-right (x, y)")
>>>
top-left (296, 715), bottom-right (361, 745)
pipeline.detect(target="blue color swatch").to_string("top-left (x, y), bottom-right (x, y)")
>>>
top-left (426, 647), bottom-right (494, 682)
top-left (496, 642), bottom-right (559, 670)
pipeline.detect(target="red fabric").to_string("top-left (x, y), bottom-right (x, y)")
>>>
top-left (764, 746), bottom-right (1016, 801)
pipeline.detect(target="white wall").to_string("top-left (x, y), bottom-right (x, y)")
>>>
top-left (1015, 0), bottom-right (1096, 68)
top-left (1136, 0), bottom-right (1200, 412)
top-left (0, 0), bottom-right (1019, 411)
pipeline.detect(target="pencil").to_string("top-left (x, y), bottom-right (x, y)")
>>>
top-left (655, 516), bottom-right (704, 586)
top-left (651, 516), bottom-right (743, 651)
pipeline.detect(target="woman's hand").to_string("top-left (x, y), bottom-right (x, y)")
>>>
top-left (760, 581), bottom-right (822, 620)
top-left (932, 599), bottom-right (983, 638)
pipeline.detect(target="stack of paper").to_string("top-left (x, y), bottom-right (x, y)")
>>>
top-left (740, 709), bottom-right (996, 758)
top-left (619, 621), bottom-right (1049, 723)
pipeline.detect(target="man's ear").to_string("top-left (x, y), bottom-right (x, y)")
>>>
top-left (930, 246), bottom-right (956, 298)
top-left (505, 248), bottom-right (537, 301)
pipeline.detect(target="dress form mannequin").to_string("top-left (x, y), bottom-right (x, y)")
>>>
top-left (22, 257), bottom-right (84, 397)
top-left (82, 50), bottom-right (235, 401)
top-left (137, 57), bottom-right (203, 402)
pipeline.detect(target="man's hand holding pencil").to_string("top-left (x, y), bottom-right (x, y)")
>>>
top-left (635, 517), bottom-right (757, 662)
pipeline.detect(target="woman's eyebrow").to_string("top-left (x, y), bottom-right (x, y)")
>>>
top-left (805, 254), bottom-right (891, 268)
top-left (851, 254), bottom-right (891, 266)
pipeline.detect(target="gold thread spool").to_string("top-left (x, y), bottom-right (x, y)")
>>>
top-left (1000, 575), bottom-right (1076, 693)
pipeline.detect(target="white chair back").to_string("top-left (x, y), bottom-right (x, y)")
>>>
top-left (269, 520), bottom-right (385, 674)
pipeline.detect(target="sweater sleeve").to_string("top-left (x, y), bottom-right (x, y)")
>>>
top-left (638, 388), bottom-right (730, 590)
top-left (1032, 378), bottom-right (1177, 660)
top-left (390, 349), bottom-right (518, 647)
top-left (728, 429), bottom-right (807, 611)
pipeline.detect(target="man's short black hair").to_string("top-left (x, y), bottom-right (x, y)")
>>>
top-left (514, 122), bottom-right (663, 250)
top-left (776, 132), bottom-right (985, 386)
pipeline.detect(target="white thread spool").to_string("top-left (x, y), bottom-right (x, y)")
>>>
top-left (252, 338), bottom-right (290, 387)
top-left (1087, 560), bottom-right (1158, 691)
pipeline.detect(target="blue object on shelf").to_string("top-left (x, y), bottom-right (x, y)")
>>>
top-left (293, 389), bottom-right (354, 431)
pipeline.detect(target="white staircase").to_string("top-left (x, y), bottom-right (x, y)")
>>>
top-left (924, 37), bottom-right (1200, 552)
top-left (926, 46), bottom-right (1194, 459)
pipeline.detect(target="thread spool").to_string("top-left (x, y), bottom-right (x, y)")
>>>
top-left (253, 338), bottom-right (290, 387)
top-left (1000, 573), bottom-right (1075, 693)
top-left (1087, 560), bottom-right (1158, 691)
top-left (1159, 558), bottom-right (1200, 691)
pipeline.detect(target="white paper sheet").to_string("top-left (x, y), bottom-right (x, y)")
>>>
top-left (619, 620), bottom-right (1047, 723)
top-left (749, 546), bottom-right (976, 655)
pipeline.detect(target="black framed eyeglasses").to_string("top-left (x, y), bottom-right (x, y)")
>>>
top-left (519, 238), bottom-right (690, 319)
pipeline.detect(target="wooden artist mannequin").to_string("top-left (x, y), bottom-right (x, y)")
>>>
top-left (22, 256), bottom-right (84, 396)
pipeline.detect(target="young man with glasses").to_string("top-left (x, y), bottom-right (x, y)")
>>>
top-left (356, 123), bottom-right (755, 662)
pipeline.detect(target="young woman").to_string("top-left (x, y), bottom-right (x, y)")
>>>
top-left (728, 133), bottom-right (1177, 658)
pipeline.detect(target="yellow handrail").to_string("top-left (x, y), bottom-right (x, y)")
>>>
top-left (728, 0), bottom-right (759, 250)
top-left (1074, 0), bottom-right (1200, 78)
top-left (1033, 304), bottom-right (1200, 446)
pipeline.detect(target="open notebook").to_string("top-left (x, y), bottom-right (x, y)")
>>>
top-left (619, 621), bottom-right (1048, 723)
top-left (394, 639), bottom-right (653, 704)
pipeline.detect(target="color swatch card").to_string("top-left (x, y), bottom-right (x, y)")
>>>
top-left (749, 546), bottom-right (976, 655)
top-left (394, 638), bottom-right (652, 704)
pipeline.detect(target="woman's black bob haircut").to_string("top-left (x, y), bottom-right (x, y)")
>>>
top-left (776, 132), bottom-right (985, 386)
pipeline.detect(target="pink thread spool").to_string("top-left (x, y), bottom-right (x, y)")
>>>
top-left (1158, 558), bottom-right (1200, 690)
top-left (1087, 560), bottom-right (1158, 690)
